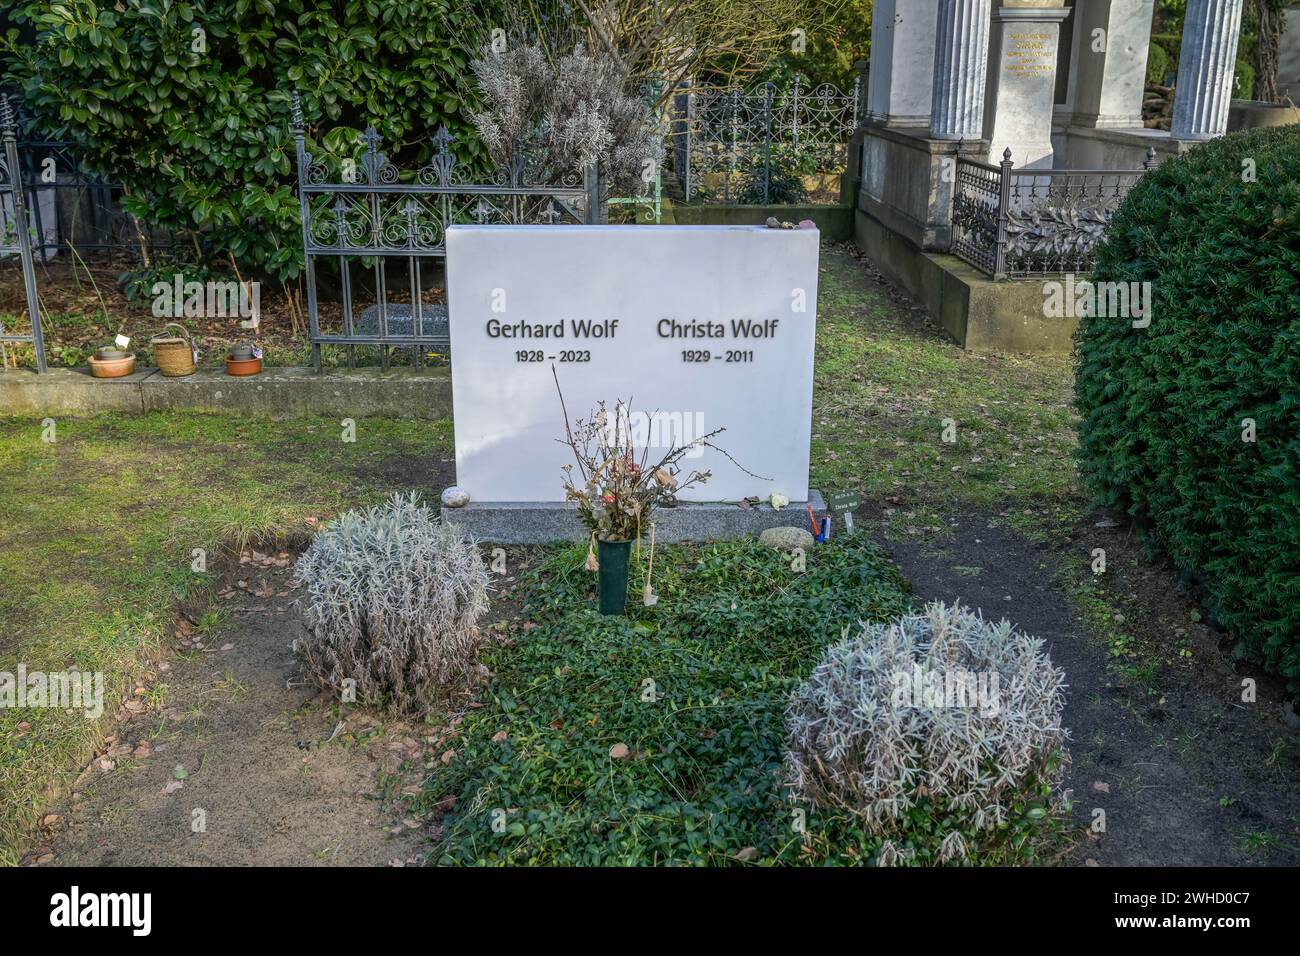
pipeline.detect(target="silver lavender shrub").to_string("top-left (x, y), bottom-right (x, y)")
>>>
top-left (785, 602), bottom-right (1069, 861)
top-left (293, 492), bottom-right (490, 716)
top-left (469, 42), bottom-right (664, 195)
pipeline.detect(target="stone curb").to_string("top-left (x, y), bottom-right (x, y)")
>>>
top-left (0, 366), bottom-right (453, 420)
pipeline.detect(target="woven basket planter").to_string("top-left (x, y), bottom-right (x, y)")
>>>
top-left (151, 323), bottom-right (197, 377)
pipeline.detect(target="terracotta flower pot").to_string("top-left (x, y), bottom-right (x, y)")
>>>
top-left (225, 355), bottom-right (262, 376)
top-left (88, 354), bottom-right (136, 378)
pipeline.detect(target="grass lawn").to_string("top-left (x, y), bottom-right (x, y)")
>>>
top-left (0, 412), bottom-right (453, 864)
top-left (812, 247), bottom-right (1079, 537)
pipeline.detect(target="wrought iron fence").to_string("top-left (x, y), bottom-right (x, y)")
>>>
top-left (3, 96), bottom-right (178, 266)
top-left (607, 81), bottom-right (663, 223)
top-left (15, 139), bottom-right (178, 265)
top-left (0, 96), bottom-right (45, 373)
top-left (676, 74), bottom-right (862, 204)
top-left (952, 148), bottom-right (1159, 279)
top-left (292, 92), bottom-right (598, 370)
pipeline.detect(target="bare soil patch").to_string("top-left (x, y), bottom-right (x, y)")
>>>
top-left (28, 557), bottom-right (434, 867)
top-left (875, 509), bottom-right (1300, 867)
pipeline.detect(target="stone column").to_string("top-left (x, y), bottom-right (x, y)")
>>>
top-left (982, 1), bottom-right (1073, 167)
top-left (866, 0), bottom-right (943, 125)
top-left (930, 0), bottom-right (994, 139)
top-left (1170, 0), bottom-right (1245, 139)
top-left (1070, 0), bottom-right (1155, 128)
top-left (1282, 7), bottom-right (1300, 102)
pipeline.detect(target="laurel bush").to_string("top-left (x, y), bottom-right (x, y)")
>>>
top-left (1077, 124), bottom-right (1300, 695)
top-left (1, 1), bottom-right (503, 280)
top-left (785, 602), bottom-right (1069, 863)
top-left (294, 492), bottom-right (489, 715)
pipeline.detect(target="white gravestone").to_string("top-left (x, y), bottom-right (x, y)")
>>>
top-left (446, 224), bottom-right (819, 503)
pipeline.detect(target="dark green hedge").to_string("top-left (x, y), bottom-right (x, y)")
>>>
top-left (1076, 124), bottom-right (1300, 694)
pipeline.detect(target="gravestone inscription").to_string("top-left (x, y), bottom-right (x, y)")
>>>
top-left (446, 224), bottom-right (820, 504)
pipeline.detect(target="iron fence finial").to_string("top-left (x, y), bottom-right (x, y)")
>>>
top-left (0, 95), bottom-right (14, 139)
top-left (291, 90), bottom-right (303, 133)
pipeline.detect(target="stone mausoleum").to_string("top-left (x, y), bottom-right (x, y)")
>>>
top-left (854, 0), bottom-right (1288, 350)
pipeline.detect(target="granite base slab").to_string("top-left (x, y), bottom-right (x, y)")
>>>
top-left (447, 491), bottom-right (828, 544)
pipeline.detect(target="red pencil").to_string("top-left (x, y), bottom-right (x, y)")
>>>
top-left (806, 504), bottom-right (819, 536)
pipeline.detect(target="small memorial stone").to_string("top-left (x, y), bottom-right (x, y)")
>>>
top-left (759, 526), bottom-right (814, 551)
top-left (441, 486), bottom-right (470, 509)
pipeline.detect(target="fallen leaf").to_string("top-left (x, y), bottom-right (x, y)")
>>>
top-left (609, 742), bottom-right (630, 760)
top-left (160, 780), bottom-right (184, 795)
top-left (173, 764), bottom-right (188, 780)
top-left (734, 846), bottom-right (758, 862)
top-left (1092, 781), bottom-right (1110, 793)
top-left (491, 731), bottom-right (508, 743)
top-left (440, 749), bottom-right (457, 765)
